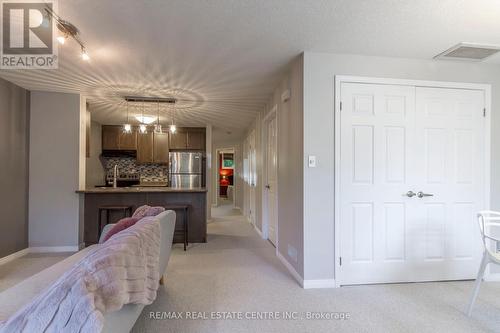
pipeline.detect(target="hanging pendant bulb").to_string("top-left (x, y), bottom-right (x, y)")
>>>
top-left (123, 101), bottom-right (132, 133)
top-left (139, 102), bottom-right (147, 134)
top-left (169, 124), bottom-right (177, 133)
top-left (170, 102), bottom-right (177, 133)
top-left (154, 101), bottom-right (162, 133)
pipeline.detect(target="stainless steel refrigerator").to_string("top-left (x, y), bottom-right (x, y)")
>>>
top-left (169, 152), bottom-right (203, 188)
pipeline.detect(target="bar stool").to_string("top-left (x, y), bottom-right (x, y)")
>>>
top-left (98, 205), bottom-right (133, 238)
top-left (165, 204), bottom-right (189, 251)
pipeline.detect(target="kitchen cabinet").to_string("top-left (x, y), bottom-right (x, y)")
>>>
top-left (169, 129), bottom-right (188, 150)
top-left (102, 125), bottom-right (120, 150)
top-left (102, 125), bottom-right (137, 150)
top-left (187, 130), bottom-right (205, 150)
top-left (169, 128), bottom-right (205, 150)
top-left (137, 131), bottom-right (169, 164)
top-left (137, 132), bottom-right (154, 163)
top-left (119, 131), bottom-right (138, 150)
top-left (153, 132), bottom-right (169, 164)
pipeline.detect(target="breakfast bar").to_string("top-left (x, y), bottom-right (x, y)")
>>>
top-left (77, 187), bottom-right (207, 246)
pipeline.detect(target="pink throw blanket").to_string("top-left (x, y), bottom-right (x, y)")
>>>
top-left (0, 217), bottom-right (161, 333)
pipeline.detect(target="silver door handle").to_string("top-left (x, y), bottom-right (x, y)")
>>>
top-left (417, 191), bottom-right (434, 198)
top-left (405, 191), bottom-right (416, 198)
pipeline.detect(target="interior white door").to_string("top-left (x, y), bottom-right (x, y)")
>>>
top-left (266, 115), bottom-right (278, 245)
top-left (412, 87), bottom-right (485, 281)
top-left (248, 131), bottom-right (257, 225)
top-left (339, 82), bottom-right (485, 285)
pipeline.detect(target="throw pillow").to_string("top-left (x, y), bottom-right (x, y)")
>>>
top-left (132, 205), bottom-right (151, 219)
top-left (102, 217), bottom-right (140, 242)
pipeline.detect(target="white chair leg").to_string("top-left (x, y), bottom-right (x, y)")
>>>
top-left (467, 252), bottom-right (489, 316)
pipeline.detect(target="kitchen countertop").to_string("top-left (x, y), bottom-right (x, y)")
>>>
top-left (76, 187), bottom-right (208, 194)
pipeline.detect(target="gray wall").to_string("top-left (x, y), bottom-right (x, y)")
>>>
top-left (0, 78), bottom-right (29, 257)
top-left (275, 56), bottom-right (304, 276)
top-left (85, 121), bottom-right (104, 187)
top-left (257, 55), bottom-right (304, 276)
top-left (29, 91), bottom-right (83, 248)
top-left (303, 52), bottom-right (500, 280)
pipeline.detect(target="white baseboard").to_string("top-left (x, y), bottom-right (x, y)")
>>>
top-left (484, 273), bottom-right (500, 282)
top-left (29, 246), bottom-right (79, 253)
top-left (277, 251), bottom-right (304, 287)
top-left (0, 248), bottom-right (30, 266)
top-left (253, 225), bottom-right (263, 238)
top-left (302, 279), bottom-right (337, 289)
top-left (276, 251), bottom-right (336, 289)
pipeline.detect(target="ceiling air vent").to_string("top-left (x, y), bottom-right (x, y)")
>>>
top-left (434, 43), bottom-right (500, 61)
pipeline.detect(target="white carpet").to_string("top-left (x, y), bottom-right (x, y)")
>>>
top-left (0, 252), bottom-right (72, 293)
top-left (131, 211), bottom-right (500, 333)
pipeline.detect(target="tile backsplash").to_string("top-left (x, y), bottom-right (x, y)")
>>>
top-left (102, 157), bottom-right (168, 182)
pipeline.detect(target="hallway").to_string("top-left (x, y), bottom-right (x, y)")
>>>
top-left (131, 211), bottom-right (500, 333)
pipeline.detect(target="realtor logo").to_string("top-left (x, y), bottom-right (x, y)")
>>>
top-left (1, 0), bottom-right (58, 69)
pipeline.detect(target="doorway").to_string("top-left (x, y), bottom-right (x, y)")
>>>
top-left (217, 149), bottom-right (235, 206)
top-left (335, 76), bottom-right (490, 286)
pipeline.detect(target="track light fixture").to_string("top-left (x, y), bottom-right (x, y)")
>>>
top-left (44, 6), bottom-right (90, 61)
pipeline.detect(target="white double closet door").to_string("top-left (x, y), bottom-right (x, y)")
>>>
top-left (339, 82), bottom-right (486, 285)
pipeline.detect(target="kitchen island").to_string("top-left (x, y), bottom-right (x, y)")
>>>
top-left (77, 187), bottom-right (207, 246)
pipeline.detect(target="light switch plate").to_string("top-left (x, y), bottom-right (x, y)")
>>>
top-left (308, 155), bottom-right (316, 168)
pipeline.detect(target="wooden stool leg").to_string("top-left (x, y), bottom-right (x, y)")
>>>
top-left (98, 209), bottom-right (102, 239)
top-left (184, 208), bottom-right (188, 251)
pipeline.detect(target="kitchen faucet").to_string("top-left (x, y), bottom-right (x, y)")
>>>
top-left (113, 164), bottom-right (119, 188)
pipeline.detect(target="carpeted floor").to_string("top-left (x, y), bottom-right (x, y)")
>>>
top-left (0, 252), bottom-right (72, 292)
top-left (131, 206), bottom-right (500, 333)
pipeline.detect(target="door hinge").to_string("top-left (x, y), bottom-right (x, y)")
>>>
top-left (483, 108), bottom-right (486, 117)
top-left (339, 101), bottom-right (342, 111)
top-left (339, 257), bottom-right (342, 266)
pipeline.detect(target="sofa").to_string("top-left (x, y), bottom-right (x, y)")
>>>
top-left (0, 210), bottom-right (176, 333)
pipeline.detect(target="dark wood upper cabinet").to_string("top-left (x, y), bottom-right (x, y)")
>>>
top-left (187, 130), bottom-right (205, 150)
top-left (102, 125), bottom-right (121, 150)
top-left (169, 128), bottom-right (205, 150)
top-left (119, 131), bottom-right (138, 150)
top-left (153, 132), bottom-right (169, 164)
top-left (102, 125), bottom-right (137, 150)
top-left (137, 132), bottom-right (154, 163)
top-left (169, 129), bottom-right (188, 150)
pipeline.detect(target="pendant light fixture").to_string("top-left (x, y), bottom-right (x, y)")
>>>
top-left (169, 102), bottom-right (177, 134)
top-left (123, 101), bottom-right (132, 133)
top-left (154, 101), bottom-right (162, 134)
top-left (139, 102), bottom-right (147, 134)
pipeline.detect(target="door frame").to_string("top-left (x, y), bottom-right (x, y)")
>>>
top-left (262, 105), bottom-right (279, 247)
top-left (214, 147), bottom-right (236, 208)
top-left (334, 75), bottom-right (492, 287)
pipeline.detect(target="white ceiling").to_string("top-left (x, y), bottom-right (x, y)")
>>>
top-left (2, 0), bottom-right (500, 142)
